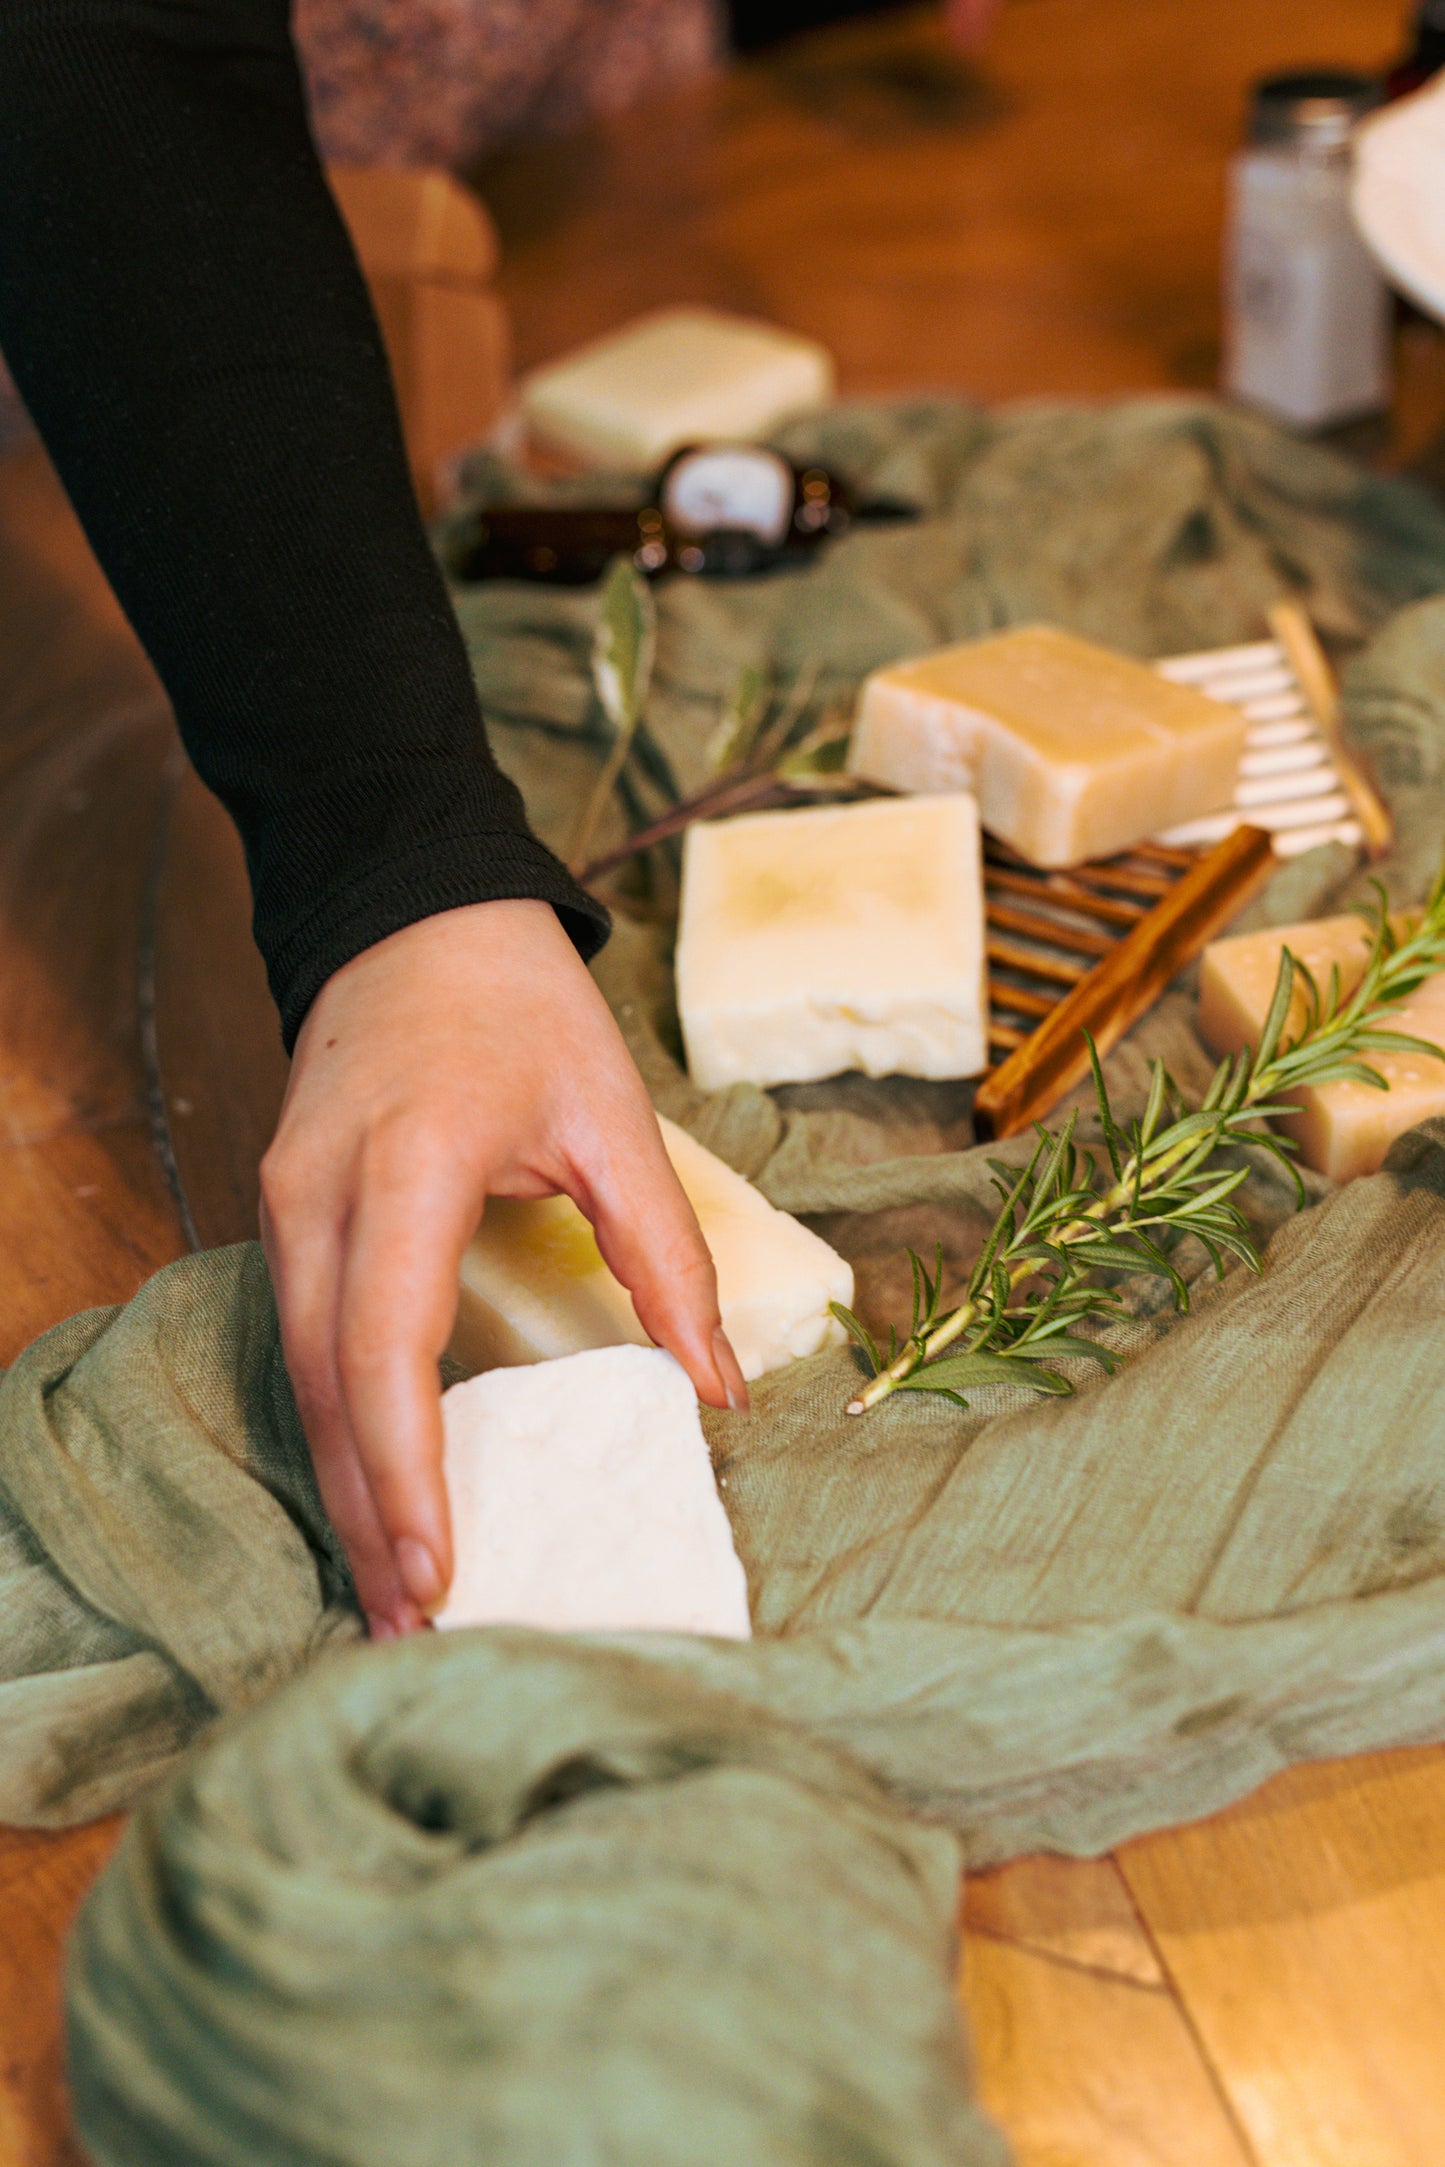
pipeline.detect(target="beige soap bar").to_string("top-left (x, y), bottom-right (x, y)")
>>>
top-left (675, 793), bottom-right (988, 1091)
top-left (848, 624), bottom-right (1247, 868)
top-left (450, 1115), bottom-right (853, 1383)
top-left (437, 1345), bottom-right (751, 1640)
top-left (1199, 913), bottom-right (1445, 1181)
top-left (521, 306), bottom-right (834, 470)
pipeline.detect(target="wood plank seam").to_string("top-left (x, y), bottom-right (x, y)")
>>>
top-left (1113, 1854), bottom-right (1266, 2167)
top-left (136, 744), bottom-right (203, 1253)
top-left (963, 1920), bottom-right (1178, 1996)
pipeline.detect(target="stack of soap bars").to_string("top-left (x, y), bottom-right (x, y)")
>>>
top-left (675, 623), bottom-right (1273, 1108)
top-left (671, 615), bottom-right (1399, 1133)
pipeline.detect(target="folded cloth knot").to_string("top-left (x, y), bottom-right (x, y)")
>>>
top-left (67, 1630), bottom-right (1003, 2167)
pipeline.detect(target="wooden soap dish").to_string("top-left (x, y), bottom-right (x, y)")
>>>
top-left (972, 825), bottom-right (1274, 1139)
top-left (974, 607), bottom-right (1394, 1137)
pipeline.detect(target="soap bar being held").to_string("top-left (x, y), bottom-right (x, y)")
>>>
top-left (849, 625), bottom-right (1246, 868)
top-left (675, 793), bottom-right (988, 1090)
top-left (521, 306), bottom-right (835, 470)
top-left (1199, 913), bottom-right (1445, 1180)
top-left (450, 1115), bottom-right (853, 1381)
top-left (437, 1345), bottom-right (751, 1639)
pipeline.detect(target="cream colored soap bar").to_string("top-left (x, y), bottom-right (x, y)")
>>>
top-left (849, 625), bottom-right (1247, 868)
top-left (675, 793), bottom-right (987, 1090)
top-left (437, 1345), bottom-right (751, 1639)
top-left (521, 306), bottom-right (834, 469)
top-left (1199, 913), bottom-right (1445, 1181)
top-left (450, 1115), bottom-right (853, 1382)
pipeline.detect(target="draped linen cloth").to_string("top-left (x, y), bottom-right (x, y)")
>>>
top-left (4, 397), bottom-right (1445, 2164)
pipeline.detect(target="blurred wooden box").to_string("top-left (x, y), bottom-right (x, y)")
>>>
top-left (327, 164), bottom-right (511, 515)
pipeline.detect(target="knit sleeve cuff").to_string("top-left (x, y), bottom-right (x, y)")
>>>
top-left (266, 829), bottom-right (611, 1052)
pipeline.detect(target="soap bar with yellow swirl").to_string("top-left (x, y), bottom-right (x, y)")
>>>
top-left (450, 1115), bottom-right (853, 1383)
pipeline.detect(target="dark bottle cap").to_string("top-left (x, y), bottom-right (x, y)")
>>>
top-left (1247, 69), bottom-right (1382, 153)
top-left (1386, 0), bottom-right (1445, 98)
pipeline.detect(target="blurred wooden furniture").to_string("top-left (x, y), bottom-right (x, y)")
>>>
top-left (0, 444), bottom-right (182, 2167)
top-left (6, 5), bottom-right (1445, 2165)
top-left (480, 0), bottom-right (1445, 468)
top-left (329, 163), bottom-right (511, 515)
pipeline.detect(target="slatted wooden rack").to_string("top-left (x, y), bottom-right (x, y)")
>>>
top-left (972, 825), bottom-right (1275, 1139)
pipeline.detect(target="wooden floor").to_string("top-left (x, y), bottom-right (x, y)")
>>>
top-left (5, 3), bottom-right (1445, 2161)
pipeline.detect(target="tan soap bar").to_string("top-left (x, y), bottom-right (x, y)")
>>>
top-left (521, 306), bottom-right (834, 470)
top-left (675, 793), bottom-right (988, 1090)
top-left (450, 1115), bottom-right (853, 1383)
top-left (1198, 913), bottom-right (1445, 1181)
top-left (848, 624), bottom-right (1247, 868)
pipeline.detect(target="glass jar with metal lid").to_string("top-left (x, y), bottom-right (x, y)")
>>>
top-left (1223, 70), bottom-right (1392, 429)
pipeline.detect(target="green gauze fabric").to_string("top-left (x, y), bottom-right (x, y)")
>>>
top-left (447, 393), bottom-right (1445, 1259)
top-left (8, 1121), bottom-right (1445, 1864)
top-left (67, 1633), bottom-right (1003, 2167)
top-left (3, 393), bottom-right (1445, 2165)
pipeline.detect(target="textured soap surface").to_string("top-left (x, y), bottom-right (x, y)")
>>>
top-left (436, 1345), bottom-right (751, 1639)
top-left (521, 306), bottom-right (835, 470)
top-left (675, 793), bottom-right (988, 1090)
top-left (1199, 913), bottom-right (1445, 1181)
top-left (848, 624), bottom-right (1247, 868)
top-left (451, 1115), bottom-right (853, 1381)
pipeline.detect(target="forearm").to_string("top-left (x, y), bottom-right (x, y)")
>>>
top-left (0, 0), bottom-right (605, 1044)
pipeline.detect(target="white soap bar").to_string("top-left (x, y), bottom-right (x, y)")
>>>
top-left (437, 1345), bottom-right (751, 1639)
top-left (1198, 913), bottom-right (1445, 1181)
top-left (521, 306), bottom-right (835, 470)
top-left (675, 793), bottom-right (987, 1090)
top-left (849, 625), bottom-right (1247, 868)
top-left (450, 1115), bottom-right (853, 1382)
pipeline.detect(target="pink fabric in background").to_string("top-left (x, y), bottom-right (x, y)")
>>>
top-left (0, 2), bottom-right (723, 455)
top-left (295, 0), bottom-right (723, 168)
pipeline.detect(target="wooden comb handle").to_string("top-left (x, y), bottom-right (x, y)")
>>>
top-left (972, 823), bottom-right (1276, 1141)
top-left (1267, 600), bottom-right (1393, 861)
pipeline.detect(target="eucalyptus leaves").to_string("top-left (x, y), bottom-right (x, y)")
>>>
top-left (838, 861), bottom-right (1445, 1415)
top-left (567, 559), bottom-right (657, 875)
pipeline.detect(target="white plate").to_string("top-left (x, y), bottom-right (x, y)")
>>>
top-left (1352, 74), bottom-right (1445, 327)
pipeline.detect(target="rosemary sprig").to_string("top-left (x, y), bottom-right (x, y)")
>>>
top-left (839, 860), bottom-right (1445, 1416)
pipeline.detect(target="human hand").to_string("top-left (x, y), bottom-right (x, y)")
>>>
top-left (259, 897), bottom-right (748, 1638)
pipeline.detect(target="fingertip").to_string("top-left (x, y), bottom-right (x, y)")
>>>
top-left (711, 1326), bottom-right (751, 1416)
top-left (395, 1536), bottom-right (446, 1615)
top-left (366, 1594), bottom-right (430, 1640)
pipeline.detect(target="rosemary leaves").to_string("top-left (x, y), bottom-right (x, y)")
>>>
top-left (837, 861), bottom-right (1445, 1415)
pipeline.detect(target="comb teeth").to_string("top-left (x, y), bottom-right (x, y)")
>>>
top-left (976, 823), bottom-right (1277, 1132)
top-left (984, 841), bottom-right (1196, 1054)
top-left (1152, 637), bottom-right (1364, 858)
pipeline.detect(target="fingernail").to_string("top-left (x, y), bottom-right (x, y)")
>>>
top-left (395, 1537), bottom-right (444, 1612)
top-left (712, 1327), bottom-right (751, 1415)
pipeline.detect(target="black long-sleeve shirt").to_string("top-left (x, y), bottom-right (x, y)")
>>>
top-left (0, 0), bottom-right (608, 1049)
